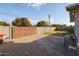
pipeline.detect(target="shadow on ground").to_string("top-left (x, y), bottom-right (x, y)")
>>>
top-left (0, 35), bottom-right (78, 56)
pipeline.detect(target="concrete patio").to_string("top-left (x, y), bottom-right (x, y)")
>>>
top-left (0, 34), bottom-right (78, 56)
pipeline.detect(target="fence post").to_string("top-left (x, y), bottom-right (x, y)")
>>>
top-left (11, 26), bottom-right (13, 39)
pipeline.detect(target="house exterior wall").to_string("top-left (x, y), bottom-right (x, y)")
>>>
top-left (74, 10), bottom-right (79, 52)
top-left (75, 10), bottom-right (79, 39)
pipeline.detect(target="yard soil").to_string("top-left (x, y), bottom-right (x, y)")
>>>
top-left (13, 34), bottom-right (48, 43)
top-left (0, 34), bottom-right (78, 56)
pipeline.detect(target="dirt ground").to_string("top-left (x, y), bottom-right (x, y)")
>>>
top-left (0, 34), bottom-right (78, 56)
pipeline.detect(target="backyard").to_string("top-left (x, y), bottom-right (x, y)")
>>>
top-left (0, 3), bottom-right (78, 56)
top-left (0, 28), bottom-right (77, 56)
top-left (44, 31), bottom-right (73, 36)
top-left (0, 34), bottom-right (69, 56)
top-left (44, 26), bottom-right (74, 36)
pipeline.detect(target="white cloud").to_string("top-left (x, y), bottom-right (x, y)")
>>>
top-left (27, 3), bottom-right (46, 10)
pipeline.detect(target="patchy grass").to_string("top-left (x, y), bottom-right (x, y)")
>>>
top-left (44, 31), bottom-right (74, 36)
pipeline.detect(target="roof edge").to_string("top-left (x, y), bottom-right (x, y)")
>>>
top-left (66, 3), bottom-right (79, 11)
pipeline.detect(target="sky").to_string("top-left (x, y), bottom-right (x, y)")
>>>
top-left (0, 3), bottom-right (73, 25)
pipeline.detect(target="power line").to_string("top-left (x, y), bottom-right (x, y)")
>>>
top-left (8, 4), bottom-right (18, 13)
top-left (0, 4), bottom-right (30, 18)
top-left (0, 11), bottom-right (21, 17)
top-left (0, 4), bottom-right (21, 17)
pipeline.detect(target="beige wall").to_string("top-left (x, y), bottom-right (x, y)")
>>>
top-left (36, 27), bottom-right (56, 34)
top-left (0, 26), bottom-right (10, 39)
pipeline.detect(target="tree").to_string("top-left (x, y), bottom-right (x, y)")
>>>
top-left (36, 20), bottom-right (48, 27)
top-left (3, 22), bottom-right (10, 26)
top-left (12, 17), bottom-right (32, 27)
top-left (51, 24), bottom-right (66, 27)
top-left (0, 21), bottom-right (9, 26)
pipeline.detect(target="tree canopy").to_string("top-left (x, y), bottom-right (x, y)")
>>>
top-left (36, 20), bottom-right (48, 27)
top-left (12, 17), bottom-right (32, 27)
top-left (51, 24), bottom-right (66, 27)
top-left (0, 21), bottom-right (9, 26)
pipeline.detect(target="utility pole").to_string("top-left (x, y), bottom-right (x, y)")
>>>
top-left (48, 14), bottom-right (50, 27)
top-left (48, 14), bottom-right (51, 31)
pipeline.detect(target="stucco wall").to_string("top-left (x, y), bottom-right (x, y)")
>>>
top-left (36, 27), bottom-right (56, 34)
top-left (0, 26), bottom-right (10, 39)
